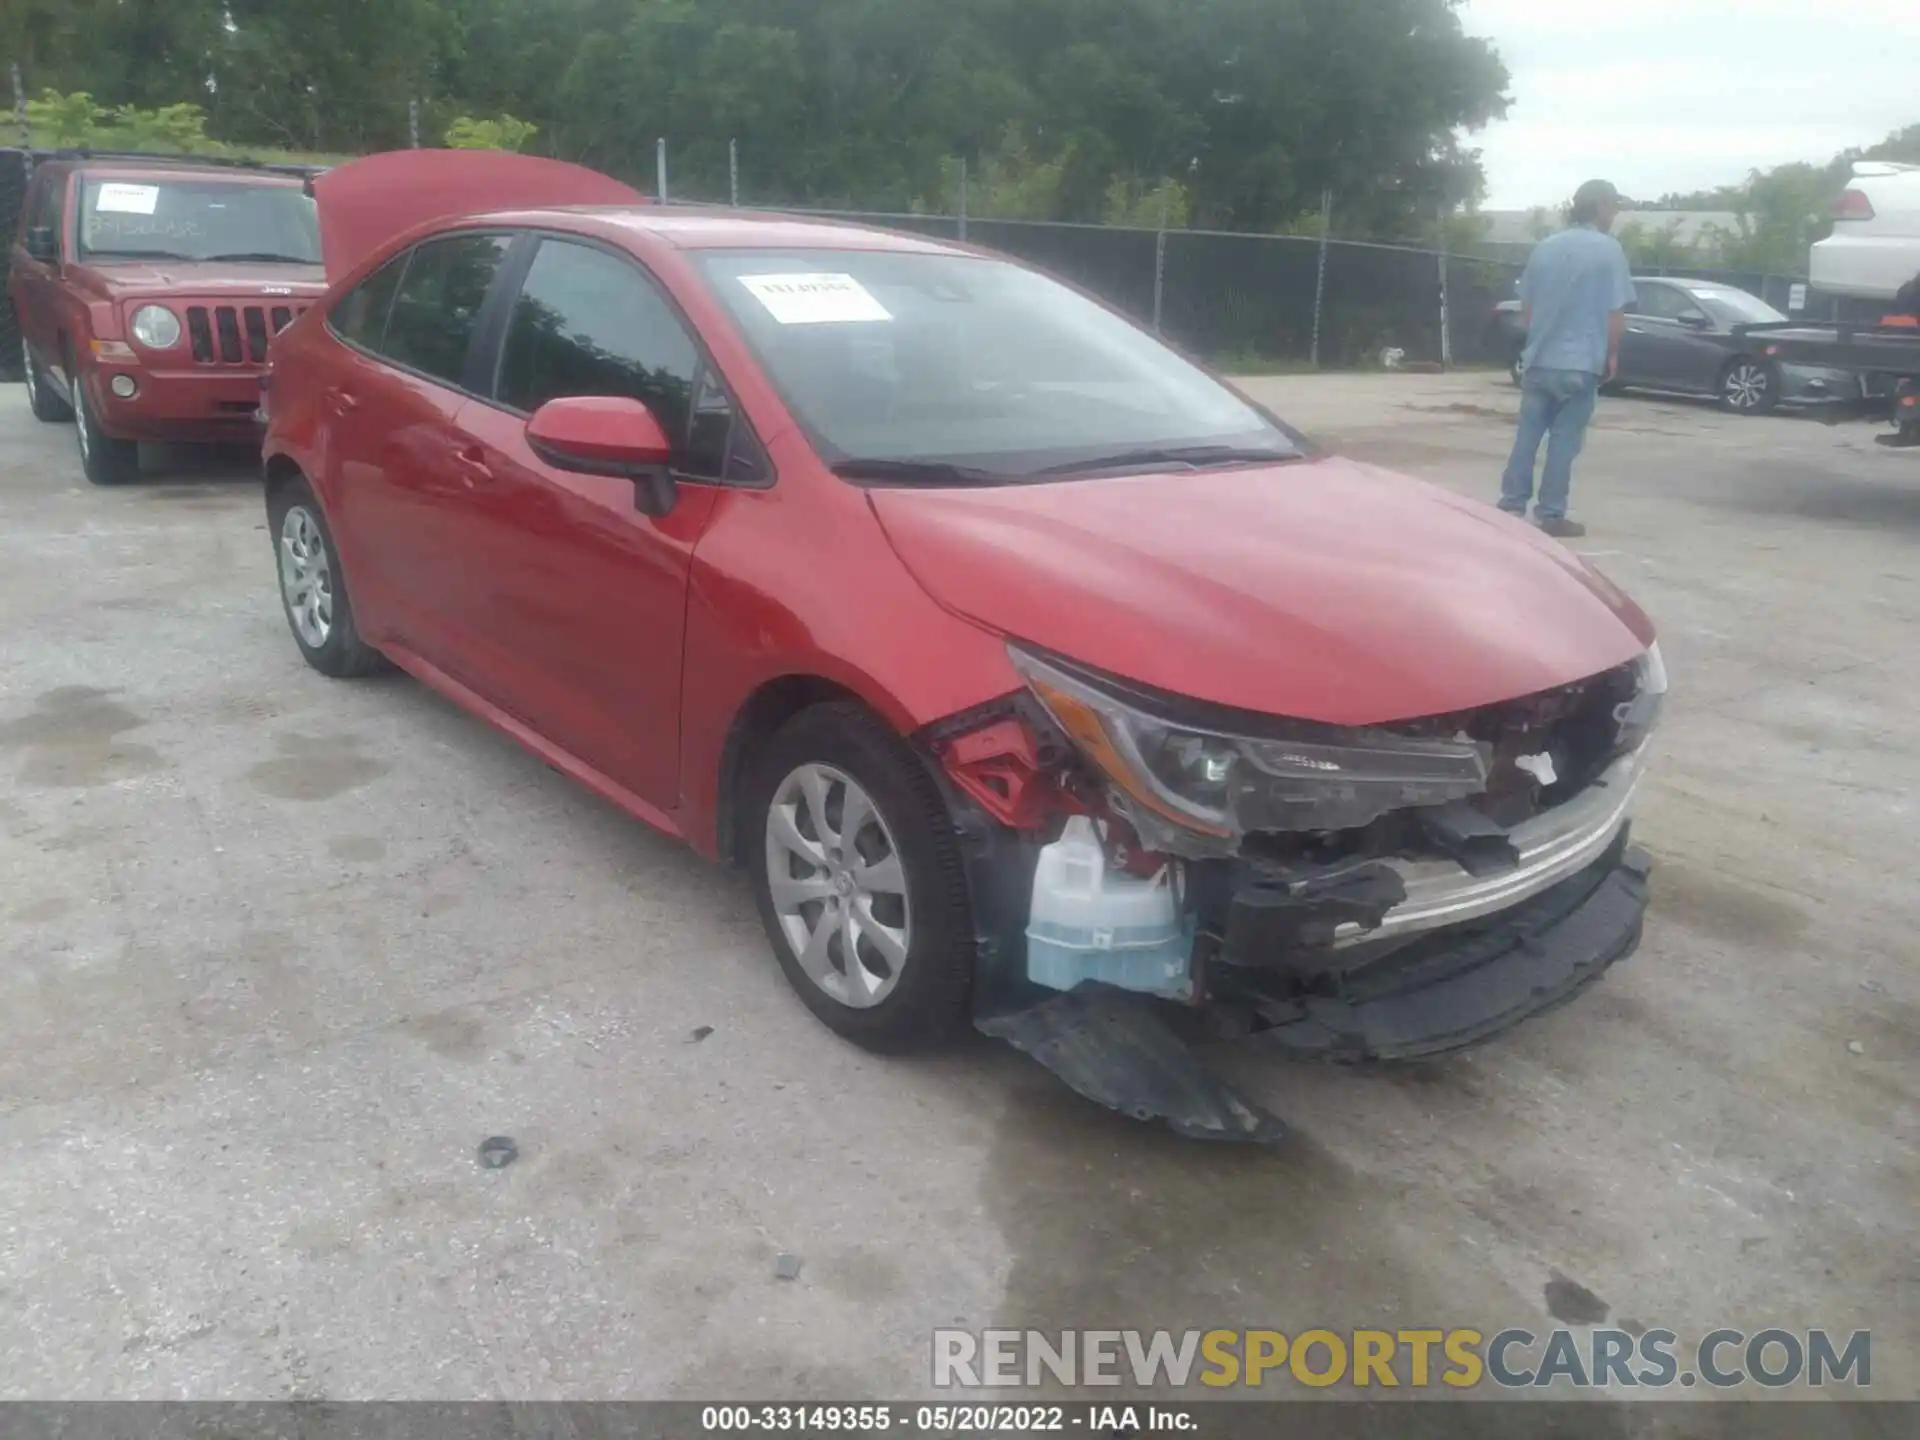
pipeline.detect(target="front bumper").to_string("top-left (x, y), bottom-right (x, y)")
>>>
top-left (1230, 840), bottom-right (1651, 1062)
top-left (85, 364), bottom-right (269, 443)
top-left (1338, 750), bottom-right (1642, 947)
top-left (974, 843), bottom-right (1650, 1142)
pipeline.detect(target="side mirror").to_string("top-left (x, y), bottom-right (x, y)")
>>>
top-left (1677, 311), bottom-right (1712, 329)
top-left (525, 395), bottom-right (679, 517)
top-left (25, 225), bottom-right (59, 265)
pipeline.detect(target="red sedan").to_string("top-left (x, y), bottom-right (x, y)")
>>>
top-left (263, 155), bottom-right (1665, 1139)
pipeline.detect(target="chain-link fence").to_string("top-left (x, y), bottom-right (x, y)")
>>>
top-left (777, 209), bottom-right (1521, 372)
top-left (0, 130), bottom-right (1818, 385)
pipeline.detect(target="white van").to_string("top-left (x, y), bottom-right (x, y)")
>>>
top-left (1810, 162), bottom-right (1920, 302)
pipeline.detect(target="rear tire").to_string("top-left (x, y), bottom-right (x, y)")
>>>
top-left (23, 340), bottom-right (73, 422)
top-left (73, 379), bottom-right (140, 485)
top-left (266, 474), bottom-right (389, 679)
top-left (1719, 357), bottom-right (1779, 415)
top-left (745, 702), bottom-right (977, 1051)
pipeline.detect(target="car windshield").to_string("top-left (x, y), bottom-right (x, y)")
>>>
top-left (77, 177), bottom-right (320, 264)
top-left (695, 248), bottom-right (1297, 480)
top-left (1687, 287), bottom-right (1785, 327)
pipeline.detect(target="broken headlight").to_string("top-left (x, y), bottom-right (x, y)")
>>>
top-left (1008, 646), bottom-right (1491, 851)
top-left (1613, 642), bottom-right (1667, 756)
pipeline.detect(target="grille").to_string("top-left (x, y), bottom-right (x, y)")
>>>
top-left (185, 304), bottom-right (307, 365)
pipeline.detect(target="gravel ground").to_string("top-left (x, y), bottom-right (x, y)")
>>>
top-left (0, 372), bottom-right (1914, 1409)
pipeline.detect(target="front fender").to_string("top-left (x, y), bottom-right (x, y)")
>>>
top-left (674, 481), bottom-right (1022, 861)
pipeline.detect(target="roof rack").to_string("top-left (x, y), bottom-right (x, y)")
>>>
top-left (30, 146), bottom-right (328, 179)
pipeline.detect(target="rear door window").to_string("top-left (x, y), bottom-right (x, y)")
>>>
top-left (330, 253), bottom-right (409, 351)
top-left (380, 233), bottom-right (512, 387)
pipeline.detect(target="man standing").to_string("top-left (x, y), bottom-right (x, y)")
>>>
top-left (1498, 179), bottom-right (1636, 538)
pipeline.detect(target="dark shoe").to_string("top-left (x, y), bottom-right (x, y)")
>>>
top-left (1534, 516), bottom-right (1587, 538)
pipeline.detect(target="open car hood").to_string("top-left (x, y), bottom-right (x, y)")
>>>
top-left (869, 456), bottom-right (1656, 727)
top-left (312, 150), bottom-right (646, 281)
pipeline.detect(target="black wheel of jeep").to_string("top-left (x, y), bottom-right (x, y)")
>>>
top-left (22, 339), bottom-right (73, 423)
top-left (72, 377), bottom-right (140, 485)
top-left (745, 702), bottom-right (976, 1051)
top-left (267, 474), bottom-right (389, 679)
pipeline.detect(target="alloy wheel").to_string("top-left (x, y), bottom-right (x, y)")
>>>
top-left (74, 384), bottom-right (91, 463)
top-left (279, 505), bottom-right (335, 649)
top-left (763, 762), bottom-right (912, 1009)
top-left (1724, 363), bottom-right (1770, 411)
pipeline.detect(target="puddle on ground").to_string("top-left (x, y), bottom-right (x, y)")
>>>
top-left (0, 687), bottom-right (163, 788)
top-left (247, 732), bottom-right (389, 801)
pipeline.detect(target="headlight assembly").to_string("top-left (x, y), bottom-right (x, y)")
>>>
top-left (1007, 646), bottom-right (1492, 850)
top-left (1613, 641), bottom-right (1666, 755)
top-left (130, 304), bottom-right (182, 350)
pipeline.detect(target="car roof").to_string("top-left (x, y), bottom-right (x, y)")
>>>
top-left (453, 204), bottom-right (974, 256)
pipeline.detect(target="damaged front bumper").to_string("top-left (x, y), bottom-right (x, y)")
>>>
top-left (934, 650), bottom-right (1665, 1142)
top-left (1316, 749), bottom-right (1643, 951)
top-left (975, 839), bottom-right (1652, 1142)
top-left (1226, 834), bottom-right (1651, 1062)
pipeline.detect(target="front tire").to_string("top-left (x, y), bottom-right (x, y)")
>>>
top-left (746, 702), bottom-right (976, 1051)
top-left (267, 475), bottom-right (388, 679)
top-left (23, 339), bottom-right (73, 422)
top-left (1719, 357), bottom-right (1779, 415)
top-left (73, 378), bottom-right (140, 484)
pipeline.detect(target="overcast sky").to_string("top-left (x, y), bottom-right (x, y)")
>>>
top-left (1457, 0), bottom-right (1915, 209)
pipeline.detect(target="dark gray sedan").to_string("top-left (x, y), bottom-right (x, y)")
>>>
top-left (1505, 278), bottom-right (1872, 415)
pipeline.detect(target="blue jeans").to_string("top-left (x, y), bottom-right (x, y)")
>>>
top-left (1500, 367), bottom-right (1599, 521)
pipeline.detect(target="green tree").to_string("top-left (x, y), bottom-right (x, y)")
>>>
top-left (23, 89), bottom-right (107, 146)
top-left (1102, 177), bottom-right (1191, 229)
top-left (444, 113), bottom-right (537, 151)
top-left (7, 0), bottom-right (1514, 233)
top-left (1617, 218), bottom-right (1698, 271)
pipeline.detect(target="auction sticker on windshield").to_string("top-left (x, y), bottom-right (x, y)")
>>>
top-left (95, 183), bottom-right (161, 215)
top-left (738, 273), bottom-right (892, 325)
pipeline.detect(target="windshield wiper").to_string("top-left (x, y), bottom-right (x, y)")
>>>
top-left (205, 252), bottom-right (318, 264)
top-left (832, 458), bottom-right (1014, 486)
top-left (82, 250), bottom-right (194, 261)
top-left (1034, 444), bottom-right (1298, 476)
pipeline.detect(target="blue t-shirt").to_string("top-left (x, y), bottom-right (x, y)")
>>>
top-left (1518, 226), bottom-right (1637, 375)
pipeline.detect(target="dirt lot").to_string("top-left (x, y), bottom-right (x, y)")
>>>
top-left (1, 373), bottom-right (1915, 1406)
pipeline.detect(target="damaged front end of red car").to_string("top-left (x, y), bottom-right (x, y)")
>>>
top-left (919, 642), bottom-right (1666, 1145)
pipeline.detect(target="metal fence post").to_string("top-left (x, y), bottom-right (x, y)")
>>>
top-left (957, 157), bottom-right (968, 242)
top-left (729, 139), bottom-right (739, 207)
top-left (408, 98), bottom-right (420, 149)
top-left (1310, 189), bottom-right (1333, 369)
top-left (1152, 183), bottom-right (1171, 334)
top-left (656, 138), bottom-right (668, 202)
top-left (1437, 203), bottom-right (1453, 368)
top-left (12, 62), bottom-right (28, 150)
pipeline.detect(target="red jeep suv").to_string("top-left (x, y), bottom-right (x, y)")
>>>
top-left (9, 152), bottom-right (326, 484)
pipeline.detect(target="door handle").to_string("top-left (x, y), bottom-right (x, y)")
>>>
top-left (450, 444), bottom-right (494, 485)
top-left (325, 387), bottom-right (358, 416)
top-left (1626, 327), bottom-right (1646, 334)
